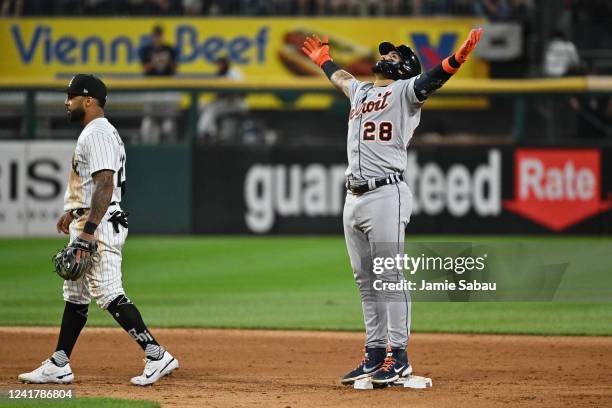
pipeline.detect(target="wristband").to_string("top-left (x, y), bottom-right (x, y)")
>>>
top-left (322, 60), bottom-right (340, 80)
top-left (317, 53), bottom-right (332, 68)
top-left (84, 221), bottom-right (98, 235)
top-left (442, 54), bottom-right (461, 74)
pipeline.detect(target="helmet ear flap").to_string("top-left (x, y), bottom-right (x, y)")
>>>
top-left (396, 45), bottom-right (413, 58)
top-left (396, 45), bottom-right (422, 79)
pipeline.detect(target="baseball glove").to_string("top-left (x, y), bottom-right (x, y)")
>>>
top-left (53, 237), bottom-right (98, 281)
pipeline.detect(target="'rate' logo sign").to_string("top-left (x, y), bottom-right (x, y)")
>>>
top-left (504, 149), bottom-right (612, 231)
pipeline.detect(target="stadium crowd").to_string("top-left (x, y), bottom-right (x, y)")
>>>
top-left (2, 0), bottom-right (532, 17)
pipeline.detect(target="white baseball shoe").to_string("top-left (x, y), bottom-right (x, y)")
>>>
top-left (130, 351), bottom-right (179, 386)
top-left (18, 359), bottom-right (74, 384)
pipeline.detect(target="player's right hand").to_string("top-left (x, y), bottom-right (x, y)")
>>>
top-left (302, 34), bottom-right (332, 67)
top-left (56, 212), bottom-right (73, 235)
top-left (74, 233), bottom-right (96, 263)
top-left (454, 28), bottom-right (483, 64)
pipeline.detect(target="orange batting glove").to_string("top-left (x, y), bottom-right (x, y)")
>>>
top-left (302, 34), bottom-right (332, 67)
top-left (454, 28), bottom-right (483, 64)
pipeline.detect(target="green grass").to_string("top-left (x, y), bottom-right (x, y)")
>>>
top-left (0, 236), bottom-right (611, 335)
top-left (1, 397), bottom-right (159, 407)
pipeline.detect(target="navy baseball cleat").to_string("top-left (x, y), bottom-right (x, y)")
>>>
top-left (341, 347), bottom-right (387, 384)
top-left (370, 347), bottom-right (412, 384)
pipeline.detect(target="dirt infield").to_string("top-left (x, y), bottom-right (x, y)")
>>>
top-left (1, 328), bottom-right (611, 407)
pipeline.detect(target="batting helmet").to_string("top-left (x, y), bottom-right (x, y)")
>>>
top-left (373, 42), bottom-right (422, 80)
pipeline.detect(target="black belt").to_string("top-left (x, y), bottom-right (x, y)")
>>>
top-left (69, 202), bottom-right (119, 218)
top-left (346, 174), bottom-right (404, 196)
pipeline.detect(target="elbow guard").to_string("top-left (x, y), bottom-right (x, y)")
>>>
top-left (414, 55), bottom-right (461, 101)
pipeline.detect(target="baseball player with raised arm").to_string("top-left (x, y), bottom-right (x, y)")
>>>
top-left (302, 29), bottom-right (482, 385)
top-left (18, 74), bottom-right (179, 386)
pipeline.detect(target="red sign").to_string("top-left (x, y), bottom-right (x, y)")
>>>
top-left (504, 149), bottom-right (612, 231)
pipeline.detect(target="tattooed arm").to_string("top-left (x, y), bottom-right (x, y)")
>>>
top-left (329, 69), bottom-right (356, 98)
top-left (78, 170), bottom-right (114, 246)
top-left (302, 34), bottom-right (355, 98)
top-left (87, 170), bottom-right (114, 226)
top-left (73, 169), bottom-right (113, 261)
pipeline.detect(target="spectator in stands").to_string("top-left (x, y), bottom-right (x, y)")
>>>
top-left (1, 0), bottom-right (22, 15)
top-left (126, 0), bottom-right (182, 14)
top-left (213, 56), bottom-right (243, 80)
top-left (203, 0), bottom-right (245, 15)
top-left (473, 0), bottom-right (511, 20)
top-left (239, 0), bottom-right (268, 15)
top-left (154, 0), bottom-right (182, 14)
top-left (139, 25), bottom-right (179, 143)
top-left (356, 0), bottom-right (401, 16)
top-left (296, 0), bottom-right (323, 15)
top-left (541, 30), bottom-right (584, 139)
top-left (296, 0), bottom-right (360, 15)
top-left (264, 0), bottom-right (295, 14)
top-left (182, 0), bottom-right (202, 14)
top-left (84, 0), bottom-right (122, 14)
top-left (141, 25), bottom-right (177, 76)
top-left (197, 57), bottom-right (249, 143)
top-left (543, 29), bottom-right (581, 77)
top-left (412, 0), bottom-right (455, 15)
top-left (569, 0), bottom-right (612, 25)
top-left (329, 0), bottom-right (359, 14)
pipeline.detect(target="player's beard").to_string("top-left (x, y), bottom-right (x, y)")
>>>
top-left (67, 106), bottom-right (85, 123)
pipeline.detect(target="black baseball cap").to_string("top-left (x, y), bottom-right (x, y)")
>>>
top-left (62, 74), bottom-right (107, 106)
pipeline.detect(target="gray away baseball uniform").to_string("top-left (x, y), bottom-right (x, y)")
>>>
top-left (343, 77), bottom-right (423, 348)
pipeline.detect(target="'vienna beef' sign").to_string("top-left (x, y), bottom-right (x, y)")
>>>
top-left (504, 149), bottom-right (612, 231)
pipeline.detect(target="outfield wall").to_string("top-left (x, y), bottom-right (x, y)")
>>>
top-left (1, 142), bottom-right (610, 236)
top-left (0, 142), bottom-right (191, 236)
top-left (192, 145), bottom-right (612, 235)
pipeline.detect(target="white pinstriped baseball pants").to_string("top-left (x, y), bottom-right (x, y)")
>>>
top-left (63, 206), bottom-right (127, 309)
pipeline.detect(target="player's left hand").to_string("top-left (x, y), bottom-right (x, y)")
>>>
top-left (75, 232), bottom-right (96, 263)
top-left (53, 236), bottom-right (98, 281)
top-left (455, 28), bottom-right (483, 64)
top-left (302, 34), bottom-right (332, 67)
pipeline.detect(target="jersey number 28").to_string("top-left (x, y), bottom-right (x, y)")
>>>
top-left (363, 121), bottom-right (393, 141)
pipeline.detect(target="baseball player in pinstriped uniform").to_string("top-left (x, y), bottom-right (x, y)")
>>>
top-left (303, 29), bottom-right (483, 385)
top-left (19, 74), bottom-right (179, 386)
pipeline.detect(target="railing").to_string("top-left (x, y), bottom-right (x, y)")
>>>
top-left (1, 76), bottom-right (611, 142)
